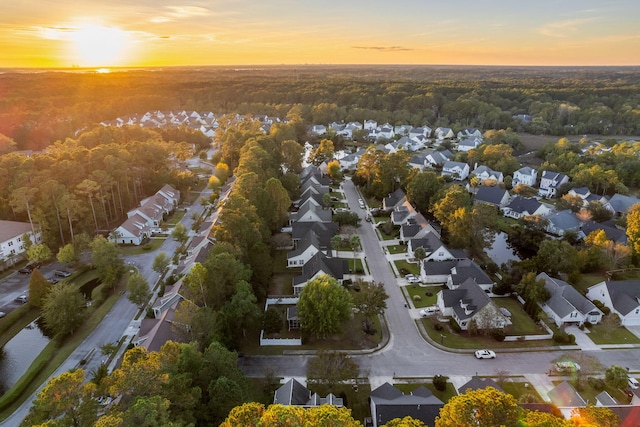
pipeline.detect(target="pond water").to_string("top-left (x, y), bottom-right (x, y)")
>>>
top-left (0, 320), bottom-right (51, 395)
top-left (486, 231), bottom-right (521, 266)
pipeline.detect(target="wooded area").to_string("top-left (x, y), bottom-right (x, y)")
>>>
top-left (1, 65), bottom-right (639, 151)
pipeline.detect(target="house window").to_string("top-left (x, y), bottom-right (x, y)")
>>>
top-left (7, 241), bottom-right (12, 247)
top-left (438, 251), bottom-right (444, 256)
top-left (10, 249), bottom-right (15, 255)
top-left (635, 309), bottom-right (639, 314)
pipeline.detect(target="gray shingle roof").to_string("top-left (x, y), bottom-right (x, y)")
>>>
top-left (475, 186), bottom-right (508, 205)
top-left (293, 252), bottom-right (349, 286)
top-left (539, 273), bottom-right (601, 318)
top-left (608, 194), bottom-right (640, 215)
top-left (458, 377), bottom-right (504, 393)
top-left (548, 210), bottom-right (581, 231)
top-left (273, 378), bottom-right (310, 405)
top-left (506, 196), bottom-right (542, 214)
top-left (547, 381), bottom-right (586, 407)
top-left (603, 280), bottom-right (640, 316)
top-left (370, 383), bottom-right (443, 427)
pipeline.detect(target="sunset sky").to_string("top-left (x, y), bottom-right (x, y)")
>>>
top-left (1, 0), bottom-right (639, 68)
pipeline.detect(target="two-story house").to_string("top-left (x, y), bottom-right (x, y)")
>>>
top-left (539, 171), bottom-right (569, 198)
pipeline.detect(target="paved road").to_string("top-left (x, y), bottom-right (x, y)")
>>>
top-left (238, 177), bottom-right (640, 387)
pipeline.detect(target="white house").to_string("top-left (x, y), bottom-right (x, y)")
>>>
top-left (546, 210), bottom-right (581, 236)
top-left (425, 150), bottom-right (454, 168)
top-left (457, 137), bottom-right (482, 152)
top-left (437, 278), bottom-right (507, 331)
top-left (377, 123), bottom-right (395, 140)
top-left (474, 186), bottom-right (510, 207)
top-left (501, 196), bottom-right (552, 219)
top-left (472, 165), bottom-right (504, 184)
top-left (512, 166), bottom-right (537, 187)
top-left (537, 272), bottom-right (603, 327)
top-left (364, 119), bottom-right (377, 131)
top-left (0, 220), bottom-right (42, 267)
top-left (310, 124), bottom-right (327, 135)
top-left (434, 127), bottom-right (455, 140)
top-left (287, 231), bottom-right (321, 268)
top-left (539, 171), bottom-right (569, 198)
top-left (112, 213), bottom-right (152, 245)
top-left (442, 161), bottom-right (470, 180)
top-left (457, 128), bottom-right (482, 139)
top-left (586, 280), bottom-right (640, 326)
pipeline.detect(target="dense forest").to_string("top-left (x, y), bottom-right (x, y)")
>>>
top-left (1, 65), bottom-right (639, 151)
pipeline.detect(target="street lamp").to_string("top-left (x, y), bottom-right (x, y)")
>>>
top-left (440, 334), bottom-right (445, 345)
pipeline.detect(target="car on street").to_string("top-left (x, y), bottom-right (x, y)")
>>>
top-left (54, 269), bottom-right (72, 278)
top-left (15, 294), bottom-right (28, 304)
top-left (358, 198), bottom-right (366, 209)
top-left (555, 361), bottom-right (581, 373)
top-left (475, 349), bottom-right (496, 359)
top-left (419, 307), bottom-right (439, 317)
top-left (405, 274), bottom-right (421, 284)
top-left (629, 377), bottom-right (639, 390)
top-left (48, 277), bottom-right (60, 285)
top-left (0, 312), bottom-right (6, 318)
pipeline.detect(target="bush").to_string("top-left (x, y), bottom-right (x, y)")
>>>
top-left (552, 331), bottom-right (576, 344)
top-left (450, 321), bottom-right (461, 333)
top-left (433, 375), bottom-right (448, 391)
top-left (434, 323), bottom-right (444, 331)
top-left (493, 329), bottom-right (506, 342)
top-left (142, 244), bottom-right (152, 251)
top-left (592, 300), bottom-right (610, 315)
top-left (587, 377), bottom-right (605, 391)
top-left (412, 295), bottom-right (422, 302)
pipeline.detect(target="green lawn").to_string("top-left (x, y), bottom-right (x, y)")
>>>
top-left (165, 209), bottom-right (186, 226)
top-left (348, 258), bottom-right (364, 273)
top-left (585, 323), bottom-right (640, 345)
top-left (386, 244), bottom-right (407, 254)
top-left (502, 381), bottom-right (542, 402)
top-left (492, 297), bottom-right (545, 336)
top-left (560, 379), bottom-right (632, 405)
top-left (421, 318), bottom-right (557, 349)
top-left (405, 285), bottom-right (441, 308)
top-left (395, 260), bottom-right (420, 275)
top-left (380, 227), bottom-right (400, 240)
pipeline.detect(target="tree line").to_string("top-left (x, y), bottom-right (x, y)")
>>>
top-left (1, 66), bottom-right (639, 151)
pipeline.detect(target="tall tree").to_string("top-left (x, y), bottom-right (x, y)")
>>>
top-left (90, 235), bottom-right (124, 289)
top-left (29, 268), bottom-right (52, 308)
top-left (152, 252), bottom-right (171, 276)
top-left (626, 203), bottom-right (640, 255)
top-left (352, 280), bottom-right (388, 335)
top-left (126, 272), bottom-right (151, 308)
top-left (405, 171), bottom-right (443, 213)
top-left (306, 350), bottom-right (360, 390)
top-left (42, 283), bottom-right (86, 337)
top-left (297, 275), bottom-right (353, 339)
top-left (21, 369), bottom-right (98, 427)
top-left (436, 387), bottom-right (521, 427)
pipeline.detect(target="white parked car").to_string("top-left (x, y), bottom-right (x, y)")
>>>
top-left (629, 377), bottom-right (639, 390)
top-left (406, 274), bottom-right (421, 284)
top-left (419, 307), bottom-right (439, 317)
top-left (555, 361), bottom-right (581, 373)
top-left (474, 350), bottom-right (496, 359)
top-left (358, 199), bottom-right (366, 209)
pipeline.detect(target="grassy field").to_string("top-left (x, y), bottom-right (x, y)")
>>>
top-left (386, 244), bottom-right (407, 254)
top-left (348, 258), bottom-right (364, 273)
top-left (502, 380), bottom-right (542, 402)
top-left (405, 285), bottom-right (441, 308)
top-left (165, 209), bottom-right (187, 226)
top-left (585, 322), bottom-right (640, 345)
top-left (422, 317), bottom-right (557, 350)
top-left (118, 237), bottom-right (167, 255)
top-left (575, 272), bottom-right (606, 294)
top-left (395, 260), bottom-right (420, 275)
top-left (492, 297), bottom-right (545, 336)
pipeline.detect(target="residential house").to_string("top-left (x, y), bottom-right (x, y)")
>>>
top-left (457, 137), bottom-right (482, 152)
top-left (292, 253), bottom-right (349, 295)
top-left (408, 231), bottom-right (463, 262)
top-left (391, 201), bottom-right (422, 226)
top-left (425, 150), bottom-right (454, 168)
top-left (434, 127), bottom-right (455, 140)
top-left (539, 171), bottom-right (569, 198)
top-left (437, 278), bottom-right (507, 331)
top-left (408, 153), bottom-right (429, 171)
top-left (441, 161), bottom-right (470, 181)
top-left (567, 187), bottom-right (609, 207)
top-left (287, 230), bottom-right (321, 268)
top-left (338, 148), bottom-right (365, 171)
top-left (446, 258), bottom-right (494, 291)
top-left (364, 119), bottom-right (378, 131)
top-left (586, 280), bottom-right (640, 326)
top-left (369, 383), bottom-right (444, 427)
top-left (289, 204), bottom-right (332, 224)
top-left (457, 128), bottom-right (483, 140)
top-left (512, 166), bottom-right (537, 187)
top-left (458, 377), bottom-right (504, 394)
top-left (291, 221), bottom-right (339, 252)
top-left (156, 184), bottom-right (180, 208)
top-left (546, 210), bottom-right (581, 236)
top-left (579, 220), bottom-right (627, 244)
top-left (394, 124), bottom-right (413, 136)
top-left (471, 165), bottom-right (504, 185)
top-left (310, 124), bottom-right (327, 135)
top-left (0, 220), bottom-right (42, 266)
top-left (420, 260), bottom-right (459, 284)
top-left (377, 123), bottom-right (395, 140)
top-left (607, 193), bottom-right (640, 217)
top-left (274, 378), bottom-right (343, 407)
top-left (547, 381), bottom-right (586, 415)
top-left (474, 186), bottom-right (510, 207)
top-left (409, 126), bottom-right (432, 140)
top-left (383, 188), bottom-right (407, 211)
top-left (537, 272), bottom-right (603, 327)
top-left (501, 196), bottom-right (552, 219)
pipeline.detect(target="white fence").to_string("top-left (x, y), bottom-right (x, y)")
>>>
top-left (260, 297), bottom-right (302, 346)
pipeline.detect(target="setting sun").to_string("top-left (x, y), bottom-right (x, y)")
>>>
top-left (69, 24), bottom-right (130, 67)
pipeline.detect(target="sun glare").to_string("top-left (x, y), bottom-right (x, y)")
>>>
top-left (70, 24), bottom-right (130, 67)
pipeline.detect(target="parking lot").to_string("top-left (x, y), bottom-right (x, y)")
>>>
top-left (0, 262), bottom-right (69, 315)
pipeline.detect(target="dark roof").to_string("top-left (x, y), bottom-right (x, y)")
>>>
top-left (291, 221), bottom-right (339, 248)
top-left (293, 252), bottom-right (349, 286)
top-left (448, 278), bottom-right (492, 320)
top-left (287, 230), bottom-right (320, 258)
top-left (370, 383), bottom-right (443, 427)
top-left (507, 196), bottom-right (542, 214)
top-left (580, 220), bottom-right (627, 244)
top-left (603, 280), bottom-right (640, 316)
top-left (475, 186), bottom-right (508, 205)
top-left (273, 379), bottom-right (310, 405)
top-left (401, 224), bottom-right (422, 239)
top-left (608, 194), bottom-right (640, 214)
top-left (458, 377), bottom-right (504, 393)
top-left (450, 259), bottom-right (493, 287)
top-left (423, 259), bottom-right (459, 276)
top-left (547, 381), bottom-right (586, 407)
top-left (539, 273), bottom-right (601, 318)
top-left (548, 210), bottom-right (581, 231)
top-left (384, 188), bottom-right (406, 210)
